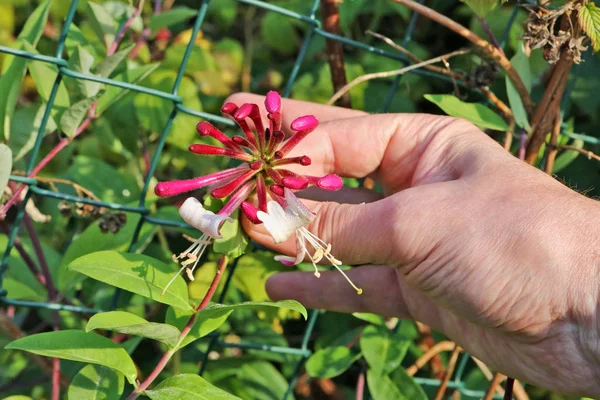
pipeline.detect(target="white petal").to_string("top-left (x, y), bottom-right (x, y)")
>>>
top-left (179, 197), bottom-right (233, 238)
top-left (283, 188), bottom-right (315, 225)
top-left (257, 199), bottom-right (310, 244)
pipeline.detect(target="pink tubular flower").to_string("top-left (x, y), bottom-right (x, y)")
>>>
top-left (154, 91), bottom-right (362, 295)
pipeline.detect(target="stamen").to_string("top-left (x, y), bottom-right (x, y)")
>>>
top-left (185, 268), bottom-right (195, 281)
top-left (163, 234), bottom-right (212, 296)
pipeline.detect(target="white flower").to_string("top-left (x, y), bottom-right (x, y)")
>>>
top-left (178, 197), bottom-right (232, 239)
top-left (258, 188), bottom-right (362, 295)
top-left (256, 188), bottom-right (315, 243)
top-left (162, 198), bottom-right (232, 296)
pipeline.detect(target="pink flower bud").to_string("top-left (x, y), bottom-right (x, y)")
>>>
top-left (241, 201), bottom-right (262, 224)
top-left (317, 174), bottom-right (343, 191)
top-left (290, 115), bottom-right (318, 132)
top-left (265, 91), bottom-right (281, 114)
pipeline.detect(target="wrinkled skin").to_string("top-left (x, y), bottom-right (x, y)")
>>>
top-left (228, 93), bottom-right (600, 397)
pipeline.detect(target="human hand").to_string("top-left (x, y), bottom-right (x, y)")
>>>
top-left (227, 93), bottom-right (600, 397)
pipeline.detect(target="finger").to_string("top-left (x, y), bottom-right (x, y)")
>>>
top-left (297, 186), bottom-right (383, 204)
top-left (224, 92), bottom-right (366, 133)
top-left (265, 265), bottom-right (417, 318)
top-left (242, 183), bottom-right (453, 266)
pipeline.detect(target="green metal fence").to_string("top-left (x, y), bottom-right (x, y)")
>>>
top-left (0, 0), bottom-right (531, 398)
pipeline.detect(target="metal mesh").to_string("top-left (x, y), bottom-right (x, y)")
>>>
top-left (0, 1), bottom-right (528, 398)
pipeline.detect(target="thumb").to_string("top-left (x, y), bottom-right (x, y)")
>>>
top-left (241, 187), bottom-right (446, 267)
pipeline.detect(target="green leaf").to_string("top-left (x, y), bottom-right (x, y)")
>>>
top-left (17, 0), bottom-right (51, 45)
top-left (0, 0), bottom-right (50, 141)
top-left (96, 62), bottom-right (160, 114)
top-left (95, 44), bottom-right (135, 78)
top-left (424, 94), bottom-right (509, 131)
top-left (59, 214), bottom-right (151, 291)
top-left (579, 2), bottom-right (600, 52)
top-left (3, 252), bottom-right (47, 301)
top-left (5, 330), bottom-right (137, 384)
top-left (24, 42), bottom-right (70, 111)
top-left (366, 370), bottom-right (407, 400)
top-left (305, 346), bottom-right (362, 379)
top-left (148, 7), bottom-right (198, 31)
top-left (213, 210), bottom-right (248, 258)
top-left (0, 144), bottom-right (11, 193)
top-left (68, 251), bottom-right (193, 311)
top-left (553, 138), bottom-right (584, 173)
top-left (86, 311), bottom-right (181, 348)
top-left (360, 325), bottom-right (409, 374)
top-left (352, 312), bottom-right (385, 325)
top-left (167, 300), bottom-right (307, 348)
top-left (133, 69), bottom-right (201, 149)
top-left (260, 13), bottom-right (297, 55)
top-left (389, 366), bottom-right (428, 400)
top-left (506, 44), bottom-right (532, 130)
top-left (236, 361), bottom-right (291, 400)
top-left (88, 2), bottom-right (117, 51)
top-left (60, 91), bottom-right (104, 137)
top-left (146, 374), bottom-right (241, 400)
top-left (67, 364), bottom-right (124, 400)
top-left (9, 104), bottom-right (57, 161)
top-left (66, 45), bottom-right (100, 98)
top-left (461, 0), bottom-right (504, 17)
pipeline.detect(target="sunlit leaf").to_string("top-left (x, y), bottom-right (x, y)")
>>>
top-left (579, 2), bottom-right (600, 52)
top-left (68, 251), bottom-right (192, 311)
top-left (360, 325), bottom-right (409, 374)
top-left (5, 330), bottom-right (137, 384)
top-left (149, 7), bottom-right (198, 31)
top-left (424, 94), bottom-right (509, 131)
top-left (0, 143), bottom-right (11, 194)
top-left (86, 311), bottom-right (181, 348)
top-left (146, 374), bottom-right (241, 400)
top-left (67, 364), bottom-right (124, 400)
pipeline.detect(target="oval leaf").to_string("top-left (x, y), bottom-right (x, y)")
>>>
top-left (0, 144), bottom-right (12, 193)
top-left (424, 94), bottom-right (508, 131)
top-left (366, 370), bottom-right (408, 400)
top-left (146, 374), bottom-right (241, 400)
top-left (67, 364), bottom-right (124, 400)
top-left (167, 300), bottom-right (307, 349)
top-left (305, 346), bottom-right (362, 379)
top-left (68, 251), bottom-right (192, 311)
top-left (360, 325), bottom-right (409, 374)
top-left (5, 330), bottom-right (137, 384)
top-left (86, 311), bottom-right (181, 348)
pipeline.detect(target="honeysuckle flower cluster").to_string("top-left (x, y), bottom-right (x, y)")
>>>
top-left (155, 91), bottom-right (362, 295)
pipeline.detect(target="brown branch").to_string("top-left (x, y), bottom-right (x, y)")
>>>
top-left (557, 145), bottom-right (600, 161)
top-left (416, 322), bottom-right (445, 378)
top-left (388, 0), bottom-right (534, 114)
top-left (321, 0), bottom-right (351, 108)
top-left (484, 373), bottom-right (505, 400)
top-left (525, 12), bottom-right (579, 164)
top-left (406, 340), bottom-right (456, 376)
top-left (544, 113), bottom-right (562, 174)
top-left (327, 49), bottom-right (470, 106)
top-left (433, 345), bottom-right (461, 400)
top-left (504, 377), bottom-right (515, 400)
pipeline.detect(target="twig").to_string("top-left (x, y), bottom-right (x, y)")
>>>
top-left (321, 0), bottom-right (351, 108)
top-left (433, 345), bottom-right (461, 400)
top-left (544, 113), bottom-right (562, 174)
top-left (406, 340), bottom-right (456, 376)
top-left (556, 145), bottom-right (600, 161)
top-left (484, 373), bottom-right (505, 400)
top-left (518, 129), bottom-right (527, 161)
top-left (525, 12), bottom-right (579, 164)
top-left (0, 221), bottom-right (45, 285)
top-left (355, 368), bottom-right (365, 400)
top-left (504, 377), bottom-right (515, 400)
top-left (388, 0), bottom-right (533, 114)
top-left (480, 87), bottom-right (515, 149)
top-left (478, 16), bottom-right (504, 55)
top-left (109, 0), bottom-right (145, 55)
top-left (366, 30), bottom-right (465, 81)
top-left (415, 322), bottom-right (445, 378)
top-left (126, 256), bottom-right (229, 400)
top-left (327, 49), bottom-right (469, 106)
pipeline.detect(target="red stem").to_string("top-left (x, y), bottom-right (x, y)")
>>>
top-left (478, 16), bottom-right (504, 55)
top-left (109, 5), bottom-right (143, 55)
top-left (126, 257), bottom-right (229, 400)
top-left (22, 213), bottom-right (57, 299)
top-left (355, 369), bottom-right (365, 400)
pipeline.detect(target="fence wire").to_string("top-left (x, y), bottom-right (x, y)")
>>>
top-left (0, 1), bottom-right (531, 398)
